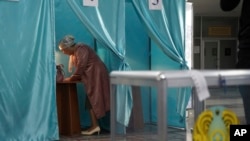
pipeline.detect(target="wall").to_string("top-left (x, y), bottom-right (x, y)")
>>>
top-left (193, 16), bottom-right (239, 69)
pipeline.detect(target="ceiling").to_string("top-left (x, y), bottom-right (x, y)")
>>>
top-left (187, 0), bottom-right (242, 17)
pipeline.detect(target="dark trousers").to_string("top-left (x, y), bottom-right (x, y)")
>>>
top-left (237, 48), bottom-right (250, 124)
top-left (239, 86), bottom-right (250, 124)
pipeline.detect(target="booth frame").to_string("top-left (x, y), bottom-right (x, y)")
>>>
top-left (110, 69), bottom-right (250, 141)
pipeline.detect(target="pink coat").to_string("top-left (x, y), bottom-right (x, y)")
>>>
top-left (71, 43), bottom-right (110, 119)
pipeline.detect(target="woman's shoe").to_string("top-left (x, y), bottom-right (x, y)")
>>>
top-left (81, 126), bottom-right (101, 135)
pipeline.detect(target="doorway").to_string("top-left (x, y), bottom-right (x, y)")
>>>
top-left (202, 40), bottom-right (219, 69)
top-left (201, 39), bottom-right (241, 103)
top-left (201, 39), bottom-right (237, 69)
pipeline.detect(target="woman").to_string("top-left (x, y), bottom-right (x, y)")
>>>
top-left (58, 35), bottom-right (110, 135)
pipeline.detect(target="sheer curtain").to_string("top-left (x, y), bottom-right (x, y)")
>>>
top-left (131, 0), bottom-right (190, 118)
top-left (66, 0), bottom-right (133, 128)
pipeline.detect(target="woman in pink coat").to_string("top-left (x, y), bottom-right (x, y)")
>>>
top-left (58, 35), bottom-right (110, 135)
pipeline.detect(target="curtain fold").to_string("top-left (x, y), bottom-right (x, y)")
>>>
top-left (0, 0), bottom-right (58, 140)
top-left (67, 0), bottom-right (125, 60)
top-left (131, 0), bottom-right (190, 119)
top-left (132, 0), bottom-right (187, 68)
top-left (66, 0), bottom-right (133, 128)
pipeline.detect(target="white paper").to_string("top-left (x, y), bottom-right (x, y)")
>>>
top-left (189, 70), bottom-right (210, 101)
top-left (83, 0), bottom-right (98, 7)
top-left (149, 0), bottom-right (162, 10)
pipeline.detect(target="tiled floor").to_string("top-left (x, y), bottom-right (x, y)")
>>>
top-left (60, 114), bottom-right (193, 141)
top-left (60, 124), bottom-right (190, 141)
top-left (59, 86), bottom-right (244, 141)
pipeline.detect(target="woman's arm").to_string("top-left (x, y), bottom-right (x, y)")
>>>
top-left (70, 46), bottom-right (89, 81)
top-left (220, 0), bottom-right (241, 11)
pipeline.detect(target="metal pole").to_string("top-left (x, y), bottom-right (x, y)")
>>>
top-left (110, 84), bottom-right (116, 140)
top-left (157, 77), bottom-right (167, 140)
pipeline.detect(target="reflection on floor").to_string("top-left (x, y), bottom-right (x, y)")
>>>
top-left (60, 86), bottom-right (245, 141)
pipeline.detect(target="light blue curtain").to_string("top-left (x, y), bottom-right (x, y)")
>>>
top-left (132, 0), bottom-right (187, 67)
top-left (66, 0), bottom-right (133, 129)
top-left (131, 0), bottom-right (190, 119)
top-left (0, 0), bottom-right (58, 141)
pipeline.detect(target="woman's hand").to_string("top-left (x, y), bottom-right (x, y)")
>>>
top-left (63, 75), bottom-right (81, 82)
top-left (70, 74), bottom-right (81, 81)
top-left (63, 77), bottom-right (71, 82)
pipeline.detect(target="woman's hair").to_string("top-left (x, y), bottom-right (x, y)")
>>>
top-left (59, 35), bottom-right (75, 50)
